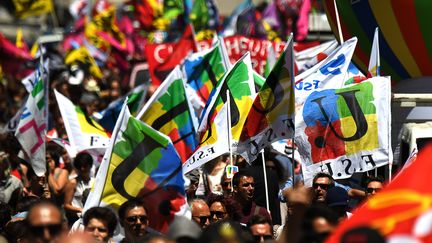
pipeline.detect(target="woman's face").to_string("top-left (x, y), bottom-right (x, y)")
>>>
top-left (209, 201), bottom-right (228, 223)
top-left (85, 218), bottom-right (110, 242)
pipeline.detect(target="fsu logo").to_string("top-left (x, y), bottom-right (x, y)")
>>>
top-left (302, 82), bottom-right (378, 163)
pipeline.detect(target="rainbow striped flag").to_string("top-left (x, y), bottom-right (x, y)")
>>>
top-left (137, 66), bottom-right (198, 163)
top-left (85, 104), bottom-right (187, 233)
top-left (54, 90), bottom-right (110, 155)
top-left (237, 36), bottom-right (295, 162)
top-left (183, 42), bottom-right (228, 105)
top-left (198, 52), bottom-right (256, 143)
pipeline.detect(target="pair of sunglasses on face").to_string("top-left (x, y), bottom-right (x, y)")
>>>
top-left (30, 224), bottom-right (63, 237)
top-left (366, 187), bottom-right (382, 193)
top-left (194, 211), bottom-right (227, 224)
top-left (125, 215), bottom-right (148, 224)
top-left (313, 183), bottom-right (330, 190)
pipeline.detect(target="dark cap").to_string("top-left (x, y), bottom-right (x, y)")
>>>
top-left (326, 186), bottom-right (349, 207)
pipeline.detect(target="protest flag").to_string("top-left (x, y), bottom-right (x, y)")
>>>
top-left (15, 28), bottom-right (29, 53)
top-left (12, 0), bottom-right (53, 19)
top-left (137, 66), bottom-right (198, 163)
top-left (0, 32), bottom-right (33, 78)
top-left (326, 143), bottom-right (432, 242)
top-left (65, 46), bottom-right (103, 79)
top-left (295, 39), bottom-right (338, 74)
top-left (237, 36), bottom-right (295, 161)
top-left (264, 44), bottom-right (276, 78)
top-left (296, 77), bottom-right (391, 183)
top-left (146, 24), bottom-right (198, 85)
top-left (15, 59), bottom-right (49, 176)
top-left (54, 90), bottom-right (110, 155)
top-left (84, 103), bottom-right (187, 233)
top-left (368, 27), bottom-right (381, 77)
top-left (294, 37), bottom-right (358, 105)
top-left (189, 0), bottom-right (219, 31)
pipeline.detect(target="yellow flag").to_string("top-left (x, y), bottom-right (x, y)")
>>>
top-left (13, 0), bottom-right (53, 19)
top-left (65, 47), bottom-right (103, 79)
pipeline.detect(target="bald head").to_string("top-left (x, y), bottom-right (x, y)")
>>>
top-left (191, 199), bottom-right (211, 228)
top-left (26, 201), bottom-right (65, 243)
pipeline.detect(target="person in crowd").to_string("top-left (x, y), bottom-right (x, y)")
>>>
top-left (63, 152), bottom-right (94, 226)
top-left (300, 205), bottom-right (339, 243)
top-left (190, 198), bottom-right (211, 228)
top-left (3, 220), bottom-right (28, 243)
top-left (198, 220), bottom-right (255, 243)
top-left (207, 194), bottom-right (232, 223)
top-left (325, 186), bottom-right (351, 221)
top-left (232, 170), bottom-right (272, 225)
top-left (365, 176), bottom-right (384, 198)
top-left (46, 143), bottom-right (69, 205)
top-left (312, 172), bottom-right (335, 204)
top-left (167, 216), bottom-right (201, 243)
top-left (220, 171), bottom-right (233, 196)
top-left (0, 151), bottom-right (23, 206)
top-left (118, 198), bottom-right (158, 243)
top-left (83, 206), bottom-right (118, 243)
top-left (25, 200), bottom-right (67, 243)
top-left (247, 215), bottom-right (274, 243)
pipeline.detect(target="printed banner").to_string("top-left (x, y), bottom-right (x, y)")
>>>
top-left (296, 77), bottom-right (391, 183)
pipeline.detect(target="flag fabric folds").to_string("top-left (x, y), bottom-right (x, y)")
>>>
top-left (182, 43), bottom-right (228, 105)
top-left (296, 77), bottom-right (392, 183)
top-left (326, 144), bottom-right (432, 242)
top-left (368, 27), bottom-right (381, 77)
top-left (137, 66), bottom-right (198, 163)
top-left (54, 90), bottom-right (111, 155)
top-left (85, 104), bottom-right (187, 233)
top-left (237, 36), bottom-right (295, 162)
top-left (15, 60), bottom-right (48, 176)
top-left (294, 37), bottom-right (358, 105)
top-left (12, 0), bottom-right (53, 19)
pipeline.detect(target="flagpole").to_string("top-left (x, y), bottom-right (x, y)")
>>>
top-left (226, 90), bottom-right (233, 167)
top-left (261, 150), bottom-right (270, 213)
top-left (333, 0), bottom-right (344, 44)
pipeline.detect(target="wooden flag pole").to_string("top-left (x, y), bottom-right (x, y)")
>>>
top-left (334, 0), bottom-right (344, 44)
top-left (261, 150), bottom-right (271, 213)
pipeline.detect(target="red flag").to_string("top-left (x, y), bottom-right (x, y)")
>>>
top-left (326, 144), bottom-right (432, 243)
top-left (0, 32), bottom-right (33, 78)
top-left (145, 25), bottom-right (198, 85)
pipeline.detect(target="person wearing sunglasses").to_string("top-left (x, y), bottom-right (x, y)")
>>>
top-left (118, 198), bottom-right (158, 243)
top-left (247, 215), bottom-right (273, 243)
top-left (365, 176), bottom-right (384, 198)
top-left (207, 194), bottom-right (232, 223)
top-left (25, 200), bottom-right (66, 243)
top-left (312, 172), bottom-right (335, 203)
top-left (190, 199), bottom-right (211, 228)
top-left (83, 206), bottom-right (118, 243)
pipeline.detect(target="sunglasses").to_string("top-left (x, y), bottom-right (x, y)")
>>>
top-left (210, 211), bottom-right (226, 219)
top-left (30, 224), bottom-right (63, 237)
top-left (126, 215), bottom-right (148, 224)
top-left (313, 183), bottom-right (330, 190)
top-left (253, 234), bottom-right (273, 242)
top-left (193, 215), bottom-right (211, 225)
top-left (222, 182), bottom-right (231, 187)
top-left (366, 187), bottom-right (382, 193)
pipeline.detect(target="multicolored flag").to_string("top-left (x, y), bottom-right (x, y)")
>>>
top-left (183, 102), bottom-right (230, 174)
top-left (137, 66), bottom-right (198, 163)
top-left (237, 36), bottom-right (295, 161)
top-left (296, 77), bottom-right (391, 184)
top-left (182, 42), bottom-right (228, 105)
top-left (12, 0), bottom-right (53, 19)
top-left (198, 52), bottom-right (256, 142)
top-left (294, 37), bottom-right (358, 105)
top-left (326, 144), bottom-right (432, 243)
top-left (84, 104), bottom-right (187, 233)
top-left (15, 60), bottom-right (49, 176)
top-left (368, 27), bottom-right (381, 77)
top-left (263, 44), bottom-right (276, 78)
top-left (295, 39), bottom-right (338, 74)
top-left (96, 84), bottom-right (148, 133)
top-left (54, 90), bottom-right (111, 155)
top-left (145, 24), bottom-right (198, 85)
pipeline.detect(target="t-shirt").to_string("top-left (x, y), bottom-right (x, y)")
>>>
top-left (0, 175), bottom-right (23, 204)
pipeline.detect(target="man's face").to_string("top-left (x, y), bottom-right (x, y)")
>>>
top-left (366, 181), bottom-right (383, 197)
top-left (84, 218), bottom-right (110, 242)
top-left (123, 206), bottom-right (148, 239)
top-left (27, 204), bottom-right (64, 243)
top-left (250, 223), bottom-right (273, 243)
top-left (191, 201), bottom-right (211, 228)
top-left (235, 176), bottom-right (255, 203)
top-left (313, 177), bottom-right (331, 202)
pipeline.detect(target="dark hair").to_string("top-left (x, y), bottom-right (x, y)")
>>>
top-left (83, 207), bottom-right (118, 237)
top-left (247, 214), bottom-right (272, 227)
top-left (4, 220), bottom-right (29, 242)
top-left (206, 194), bottom-right (239, 220)
top-left (73, 152), bottom-right (93, 169)
top-left (46, 143), bottom-right (61, 167)
top-left (312, 172), bottom-right (335, 187)
top-left (118, 198), bottom-right (148, 222)
top-left (365, 176), bottom-right (384, 187)
top-left (232, 170), bottom-right (253, 188)
top-left (0, 201), bottom-right (11, 232)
